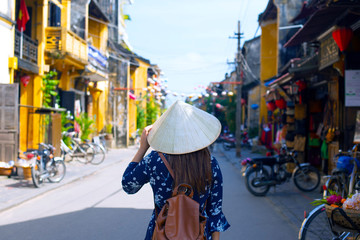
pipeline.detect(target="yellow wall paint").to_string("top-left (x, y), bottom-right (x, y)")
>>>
top-left (128, 59), bottom-right (150, 141)
top-left (260, 21), bottom-right (278, 125)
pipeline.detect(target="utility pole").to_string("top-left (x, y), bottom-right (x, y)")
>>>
top-left (235, 21), bottom-right (242, 158)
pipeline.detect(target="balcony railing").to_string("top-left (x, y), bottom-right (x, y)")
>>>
top-left (45, 27), bottom-right (88, 64)
top-left (14, 30), bottom-right (38, 64)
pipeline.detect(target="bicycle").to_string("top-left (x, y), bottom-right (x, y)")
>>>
top-left (60, 132), bottom-right (95, 164)
top-left (87, 139), bottom-right (106, 165)
top-left (299, 144), bottom-right (360, 239)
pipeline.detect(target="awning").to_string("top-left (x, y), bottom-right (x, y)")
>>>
top-left (83, 64), bottom-right (108, 81)
top-left (290, 2), bottom-right (317, 23)
top-left (268, 73), bottom-right (294, 88)
top-left (288, 53), bottom-right (318, 75)
top-left (264, 77), bottom-right (277, 87)
top-left (284, 6), bottom-right (349, 47)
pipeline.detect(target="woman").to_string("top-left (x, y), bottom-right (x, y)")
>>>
top-left (122, 100), bottom-right (230, 240)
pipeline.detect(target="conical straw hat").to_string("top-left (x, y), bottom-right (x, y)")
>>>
top-left (147, 100), bottom-right (221, 154)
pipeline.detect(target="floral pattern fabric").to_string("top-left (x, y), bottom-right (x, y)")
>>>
top-left (122, 150), bottom-right (230, 240)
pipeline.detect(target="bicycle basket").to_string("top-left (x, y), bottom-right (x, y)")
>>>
top-left (336, 156), bottom-right (355, 175)
top-left (325, 205), bottom-right (360, 231)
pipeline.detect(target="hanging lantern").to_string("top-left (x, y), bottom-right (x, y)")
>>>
top-left (275, 98), bottom-right (286, 109)
top-left (21, 75), bottom-right (30, 87)
top-left (332, 28), bottom-right (353, 52)
top-left (266, 101), bottom-right (277, 112)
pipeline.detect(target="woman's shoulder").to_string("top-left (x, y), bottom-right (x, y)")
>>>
top-left (143, 150), bottom-right (162, 165)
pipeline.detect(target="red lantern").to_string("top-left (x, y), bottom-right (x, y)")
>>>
top-left (241, 98), bottom-right (246, 106)
top-left (275, 98), bottom-right (286, 109)
top-left (266, 101), bottom-right (277, 112)
top-left (332, 28), bottom-right (353, 52)
top-left (20, 75), bottom-right (30, 87)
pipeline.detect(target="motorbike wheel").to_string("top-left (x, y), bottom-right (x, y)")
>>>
top-left (293, 166), bottom-right (320, 192)
top-left (222, 142), bottom-right (231, 151)
top-left (245, 167), bottom-right (270, 196)
top-left (47, 159), bottom-right (66, 183)
top-left (31, 162), bottom-right (44, 188)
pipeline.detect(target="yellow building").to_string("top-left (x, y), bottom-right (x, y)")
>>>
top-left (258, 0), bottom-right (278, 125)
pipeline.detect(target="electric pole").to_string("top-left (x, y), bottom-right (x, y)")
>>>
top-left (235, 21), bottom-right (242, 158)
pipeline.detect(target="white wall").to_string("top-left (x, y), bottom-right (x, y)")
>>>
top-left (0, 0), bottom-right (14, 84)
top-left (0, 21), bottom-right (13, 84)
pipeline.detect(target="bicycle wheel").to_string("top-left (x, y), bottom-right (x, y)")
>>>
top-left (294, 166), bottom-right (320, 192)
top-left (245, 167), bottom-right (270, 196)
top-left (31, 162), bottom-right (44, 188)
top-left (90, 143), bottom-right (106, 165)
top-left (47, 159), bottom-right (66, 183)
top-left (76, 143), bottom-right (95, 164)
top-left (298, 204), bottom-right (350, 240)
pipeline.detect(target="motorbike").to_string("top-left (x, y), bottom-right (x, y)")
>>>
top-left (222, 133), bottom-right (236, 150)
top-left (244, 145), bottom-right (320, 196)
top-left (222, 131), bottom-right (253, 151)
top-left (27, 143), bottom-right (66, 188)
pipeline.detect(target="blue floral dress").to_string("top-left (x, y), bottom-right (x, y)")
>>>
top-left (122, 150), bottom-right (230, 240)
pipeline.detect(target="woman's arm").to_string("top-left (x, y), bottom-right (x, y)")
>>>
top-left (212, 231), bottom-right (220, 240)
top-left (131, 125), bottom-right (152, 163)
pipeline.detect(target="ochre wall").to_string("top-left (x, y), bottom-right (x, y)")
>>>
top-left (260, 20), bottom-right (278, 125)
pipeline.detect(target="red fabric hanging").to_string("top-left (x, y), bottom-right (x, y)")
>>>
top-left (332, 28), bottom-right (353, 52)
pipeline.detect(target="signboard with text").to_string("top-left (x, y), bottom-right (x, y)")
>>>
top-left (345, 70), bottom-right (360, 107)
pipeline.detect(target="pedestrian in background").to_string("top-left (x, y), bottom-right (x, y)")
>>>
top-left (122, 100), bottom-right (230, 240)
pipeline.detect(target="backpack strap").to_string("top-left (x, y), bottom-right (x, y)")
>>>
top-left (158, 152), bottom-right (175, 179)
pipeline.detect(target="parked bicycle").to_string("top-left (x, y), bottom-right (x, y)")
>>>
top-left (244, 144), bottom-right (320, 196)
top-left (61, 132), bottom-right (95, 164)
top-left (298, 144), bottom-right (360, 240)
top-left (87, 138), bottom-right (106, 165)
top-left (27, 143), bottom-right (66, 188)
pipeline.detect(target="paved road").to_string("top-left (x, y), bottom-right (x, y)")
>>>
top-left (0, 145), bottom-right (322, 239)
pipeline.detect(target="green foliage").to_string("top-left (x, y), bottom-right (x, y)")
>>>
top-left (146, 97), bottom-right (159, 126)
top-left (204, 94), bottom-right (236, 133)
top-left (75, 112), bottom-right (95, 142)
top-left (136, 104), bottom-right (146, 134)
top-left (41, 71), bottom-right (59, 108)
top-left (61, 112), bottom-right (73, 146)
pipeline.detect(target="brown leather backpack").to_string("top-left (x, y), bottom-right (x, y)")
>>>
top-left (152, 152), bottom-right (207, 240)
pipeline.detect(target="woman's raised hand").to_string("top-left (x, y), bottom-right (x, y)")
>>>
top-left (140, 125), bottom-right (152, 151)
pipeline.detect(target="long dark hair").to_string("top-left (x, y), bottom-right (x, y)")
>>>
top-left (167, 148), bottom-right (212, 194)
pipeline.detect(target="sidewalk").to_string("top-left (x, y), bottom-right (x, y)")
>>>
top-left (0, 146), bottom-right (139, 213)
top-left (214, 143), bottom-right (323, 231)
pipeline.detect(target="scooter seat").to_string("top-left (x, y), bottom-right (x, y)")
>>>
top-left (252, 157), bottom-right (278, 165)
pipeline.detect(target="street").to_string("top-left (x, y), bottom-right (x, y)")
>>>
top-left (0, 146), bottom-right (314, 240)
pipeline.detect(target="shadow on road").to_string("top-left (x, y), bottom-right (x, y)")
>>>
top-left (0, 207), bottom-right (153, 240)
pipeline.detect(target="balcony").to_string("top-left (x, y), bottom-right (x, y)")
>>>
top-left (45, 27), bottom-right (88, 67)
top-left (14, 30), bottom-right (39, 73)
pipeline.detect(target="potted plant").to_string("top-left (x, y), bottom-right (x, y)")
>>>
top-left (74, 113), bottom-right (95, 142)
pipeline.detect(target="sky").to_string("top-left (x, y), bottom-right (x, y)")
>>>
top-left (125, 0), bottom-right (269, 100)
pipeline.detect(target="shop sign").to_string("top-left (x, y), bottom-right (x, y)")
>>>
top-left (88, 45), bottom-right (107, 68)
top-left (319, 34), bottom-right (339, 70)
top-left (345, 70), bottom-right (360, 107)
